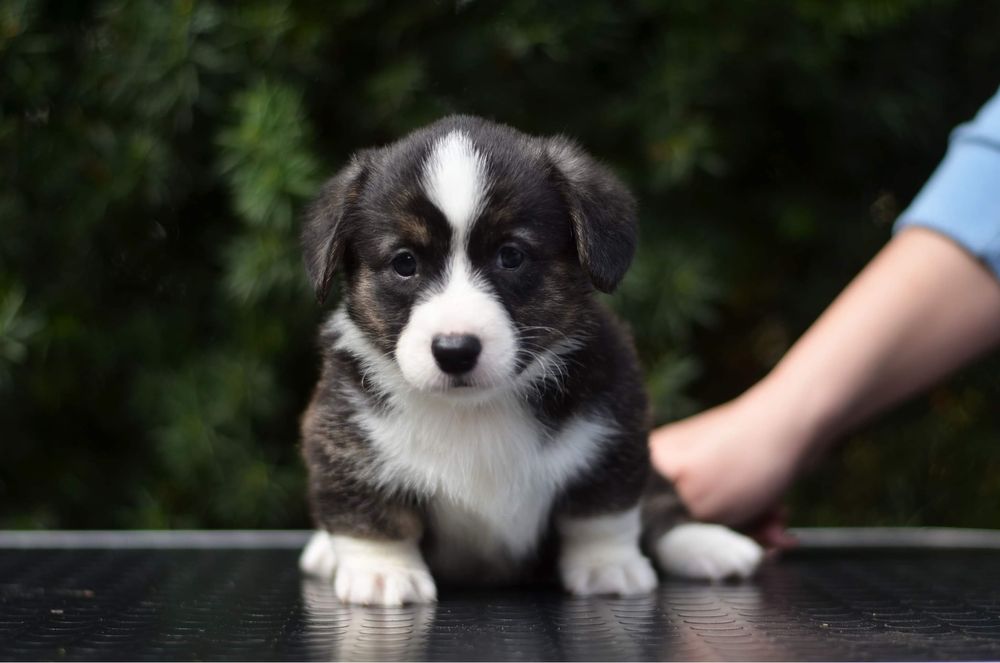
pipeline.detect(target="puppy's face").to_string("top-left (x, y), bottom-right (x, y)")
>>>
top-left (303, 116), bottom-right (636, 397)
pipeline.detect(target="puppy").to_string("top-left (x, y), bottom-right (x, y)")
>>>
top-left (298, 115), bottom-right (763, 606)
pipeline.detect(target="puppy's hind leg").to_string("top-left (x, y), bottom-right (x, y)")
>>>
top-left (654, 523), bottom-right (763, 580)
top-left (642, 475), bottom-right (763, 581)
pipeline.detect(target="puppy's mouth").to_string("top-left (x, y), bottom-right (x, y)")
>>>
top-left (448, 376), bottom-right (474, 389)
top-left (411, 367), bottom-right (514, 399)
top-left (431, 373), bottom-right (501, 394)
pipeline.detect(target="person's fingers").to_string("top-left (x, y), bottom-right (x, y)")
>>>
top-left (744, 506), bottom-right (798, 552)
top-left (648, 425), bottom-right (684, 477)
top-left (759, 522), bottom-right (798, 553)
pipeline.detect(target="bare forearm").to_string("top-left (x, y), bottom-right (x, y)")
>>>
top-left (651, 226), bottom-right (1000, 528)
top-left (757, 226), bottom-right (1000, 450)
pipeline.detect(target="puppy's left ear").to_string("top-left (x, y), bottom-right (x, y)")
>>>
top-left (546, 137), bottom-right (638, 293)
top-left (301, 152), bottom-right (370, 303)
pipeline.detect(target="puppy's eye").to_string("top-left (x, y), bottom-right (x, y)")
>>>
top-left (497, 245), bottom-right (525, 270)
top-left (391, 251), bottom-right (417, 277)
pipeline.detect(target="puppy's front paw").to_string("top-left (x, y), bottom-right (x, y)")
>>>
top-left (558, 508), bottom-right (658, 597)
top-left (560, 549), bottom-right (658, 597)
top-left (329, 534), bottom-right (437, 606)
top-left (655, 523), bottom-right (763, 580)
top-left (334, 562), bottom-right (437, 606)
top-left (300, 530), bottom-right (337, 578)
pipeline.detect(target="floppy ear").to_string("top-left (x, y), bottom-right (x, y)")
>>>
top-left (301, 153), bottom-right (370, 303)
top-left (546, 137), bottom-right (638, 293)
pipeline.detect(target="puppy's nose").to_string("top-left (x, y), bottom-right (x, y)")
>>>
top-left (431, 334), bottom-right (481, 375)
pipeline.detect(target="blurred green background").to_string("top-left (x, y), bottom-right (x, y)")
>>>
top-left (2, 0), bottom-right (998, 530)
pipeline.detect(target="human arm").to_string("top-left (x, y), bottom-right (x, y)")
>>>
top-left (651, 227), bottom-right (1000, 528)
top-left (651, 86), bottom-right (1000, 529)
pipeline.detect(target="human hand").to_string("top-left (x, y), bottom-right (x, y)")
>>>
top-left (650, 387), bottom-right (816, 548)
top-left (741, 505), bottom-right (799, 551)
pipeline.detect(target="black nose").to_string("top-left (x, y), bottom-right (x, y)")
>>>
top-left (431, 334), bottom-right (482, 375)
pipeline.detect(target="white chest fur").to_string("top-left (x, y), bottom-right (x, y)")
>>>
top-left (352, 392), bottom-right (613, 572)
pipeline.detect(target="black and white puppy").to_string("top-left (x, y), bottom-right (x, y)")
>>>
top-left (298, 115), bottom-right (763, 606)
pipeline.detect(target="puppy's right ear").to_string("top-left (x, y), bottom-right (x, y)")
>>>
top-left (301, 153), bottom-right (370, 303)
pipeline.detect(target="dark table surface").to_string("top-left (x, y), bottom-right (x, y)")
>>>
top-left (2, 529), bottom-right (1000, 661)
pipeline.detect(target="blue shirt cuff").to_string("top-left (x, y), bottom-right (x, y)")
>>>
top-left (894, 87), bottom-right (1000, 280)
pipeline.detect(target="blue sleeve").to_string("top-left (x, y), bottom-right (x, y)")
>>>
top-left (894, 86), bottom-right (1000, 280)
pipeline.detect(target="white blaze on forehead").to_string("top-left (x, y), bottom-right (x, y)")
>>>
top-left (422, 130), bottom-right (488, 238)
top-left (405, 130), bottom-right (507, 392)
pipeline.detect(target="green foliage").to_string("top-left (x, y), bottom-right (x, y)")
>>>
top-left (0, 285), bottom-right (42, 387)
top-left (1, 0), bottom-right (999, 529)
top-left (217, 80), bottom-right (319, 303)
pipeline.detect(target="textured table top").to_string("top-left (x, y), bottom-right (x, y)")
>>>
top-left (1, 529), bottom-right (1000, 661)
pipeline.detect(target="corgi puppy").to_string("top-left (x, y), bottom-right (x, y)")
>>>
top-left (298, 116), bottom-right (763, 606)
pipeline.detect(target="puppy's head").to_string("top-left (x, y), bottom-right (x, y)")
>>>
top-left (303, 115), bottom-right (636, 396)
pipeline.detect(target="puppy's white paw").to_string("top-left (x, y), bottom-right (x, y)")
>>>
top-left (329, 535), bottom-right (437, 606)
top-left (299, 530), bottom-right (336, 579)
top-left (558, 508), bottom-right (658, 597)
top-left (655, 523), bottom-right (763, 580)
top-left (560, 549), bottom-right (658, 596)
top-left (334, 564), bottom-right (437, 606)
